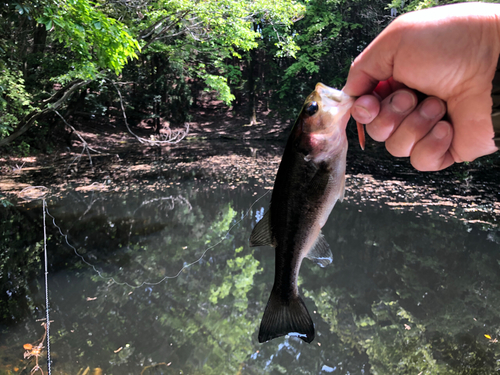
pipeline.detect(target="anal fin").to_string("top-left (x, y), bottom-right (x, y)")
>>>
top-left (305, 232), bottom-right (333, 268)
top-left (338, 174), bottom-right (345, 203)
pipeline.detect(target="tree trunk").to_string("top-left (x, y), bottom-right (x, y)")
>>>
top-left (152, 54), bottom-right (160, 132)
top-left (248, 23), bottom-right (258, 125)
top-left (248, 51), bottom-right (257, 125)
top-left (33, 23), bottom-right (47, 54)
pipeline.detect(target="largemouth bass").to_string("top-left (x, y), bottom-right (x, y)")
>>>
top-left (250, 83), bottom-right (355, 343)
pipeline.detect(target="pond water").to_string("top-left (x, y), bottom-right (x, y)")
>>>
top-left (1, 180), bottom-right (500, 374)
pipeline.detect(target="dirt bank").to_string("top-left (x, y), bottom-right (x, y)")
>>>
top-left (1, 104), bottom-right (499, 228)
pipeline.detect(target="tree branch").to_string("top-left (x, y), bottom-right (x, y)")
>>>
top-left (54, 110), bottom-right (101, 173)
top-left (110, 80), bottom-right (189, 145)
top-left (140, 10), bottom-right (192, 51)
top-left (0, 79), bottom-right (91, 147)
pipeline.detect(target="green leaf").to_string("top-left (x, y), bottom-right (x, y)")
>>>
top-left (202, 74), bottom-right (235, 106)
top-left (15, 4), bottom-right (25, 15)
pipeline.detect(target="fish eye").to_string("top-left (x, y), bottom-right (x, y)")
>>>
top-left (305, 101), bottom-right (318, 116)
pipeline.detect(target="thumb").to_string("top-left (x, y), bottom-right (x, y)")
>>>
top-left (343, 20), bottom-right (403, 97)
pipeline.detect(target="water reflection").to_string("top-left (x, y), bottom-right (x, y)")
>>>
top-left (1, 182), bottom-right (499, 374)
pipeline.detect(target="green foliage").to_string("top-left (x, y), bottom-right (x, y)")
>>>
top-left (1, 0), bottom-right (368, 146)
top-left (387, 0), bottom-right (438, 11)
top-left (205, 204), bottom-right (236, 242)
top-left (0, 196), bottom-right (13, 208)
top-left (0, 65), bottom-right (34, 137)
top-left (37, 0), bottom-right (140, 77)
top-left (203, 75), bottom-right (236, 106)
top-left (126, 0), bottom-right (305, 108)
top-left (266, 0), bottom-right (389, 120)
top-left (15, 141), bottom-right (31, 156)
top-left (0, 204), bottom-right (44, 323)
top-left (3, 0), bottom-right (488, 148)
top-left (387, 0), bottom-right (491, 14)
top-left (209, 246), bottom-right (262, 310)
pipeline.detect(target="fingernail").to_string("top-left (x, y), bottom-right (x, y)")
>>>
top-left (421, 98), bottom-right (445, 119)
top-left (390, 91), bottom-right (415, 113)
top-left (352, 105), bottom-right (372, 123)
top-left (431, 121), bottom-right (450, 140)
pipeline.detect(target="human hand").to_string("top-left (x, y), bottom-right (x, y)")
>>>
top-left (343, 2), bottom-right (500, 171)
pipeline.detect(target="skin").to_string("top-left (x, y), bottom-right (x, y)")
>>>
top-left (343, 2), bottom-right (500, 171)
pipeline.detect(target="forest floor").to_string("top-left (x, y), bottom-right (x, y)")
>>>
top-left (1, 98), bottom-right (500, 228)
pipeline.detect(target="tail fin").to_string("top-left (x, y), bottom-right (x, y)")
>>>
top-left (258, 289), bottom-right (314, 343)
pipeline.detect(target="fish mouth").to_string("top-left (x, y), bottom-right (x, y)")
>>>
top-left (314, 82), bottom-right (355, 122)
top-left (315, 83), bottom-right (363, 148)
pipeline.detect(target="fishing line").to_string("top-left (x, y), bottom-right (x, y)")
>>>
top-left (19, 187), bottom-right (52, 375)
top-left (42, 199), bottom-right (52, 375)
top-left (34, 187), bottom-right (271, 289)
top-left (18, 185), bottom-right (270, 373)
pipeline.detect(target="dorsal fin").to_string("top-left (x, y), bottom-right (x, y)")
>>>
top-left (249, 211), bottom-right (274, 247)
top-left (305, 232), bottom-right (333, 268)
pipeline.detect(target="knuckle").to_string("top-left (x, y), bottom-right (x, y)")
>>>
top-left (386, 138), bottom-right (410, 157)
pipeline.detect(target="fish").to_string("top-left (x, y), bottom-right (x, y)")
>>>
top-left (250, 82), bottom-right (355, 343)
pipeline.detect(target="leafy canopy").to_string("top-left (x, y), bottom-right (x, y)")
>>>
top-left (37, 0), bottom-right (141, 78)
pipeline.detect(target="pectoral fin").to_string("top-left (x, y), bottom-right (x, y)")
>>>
top-left (249, 211), bottom-right (274, 247)
top-left (305, 232), bottom-right (333, 268)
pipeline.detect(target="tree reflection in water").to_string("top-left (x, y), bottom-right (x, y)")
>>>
top-left (1, 182), bottom-right (499, 374)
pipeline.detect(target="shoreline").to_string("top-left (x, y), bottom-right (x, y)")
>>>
top-left (1, 119), bottom-right (499, 228)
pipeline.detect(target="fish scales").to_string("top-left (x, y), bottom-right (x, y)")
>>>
top-left (250, 83), bottom-right (355, 343)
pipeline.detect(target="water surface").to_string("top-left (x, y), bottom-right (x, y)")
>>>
top-left (1, 180), bottom-right (500, 374)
